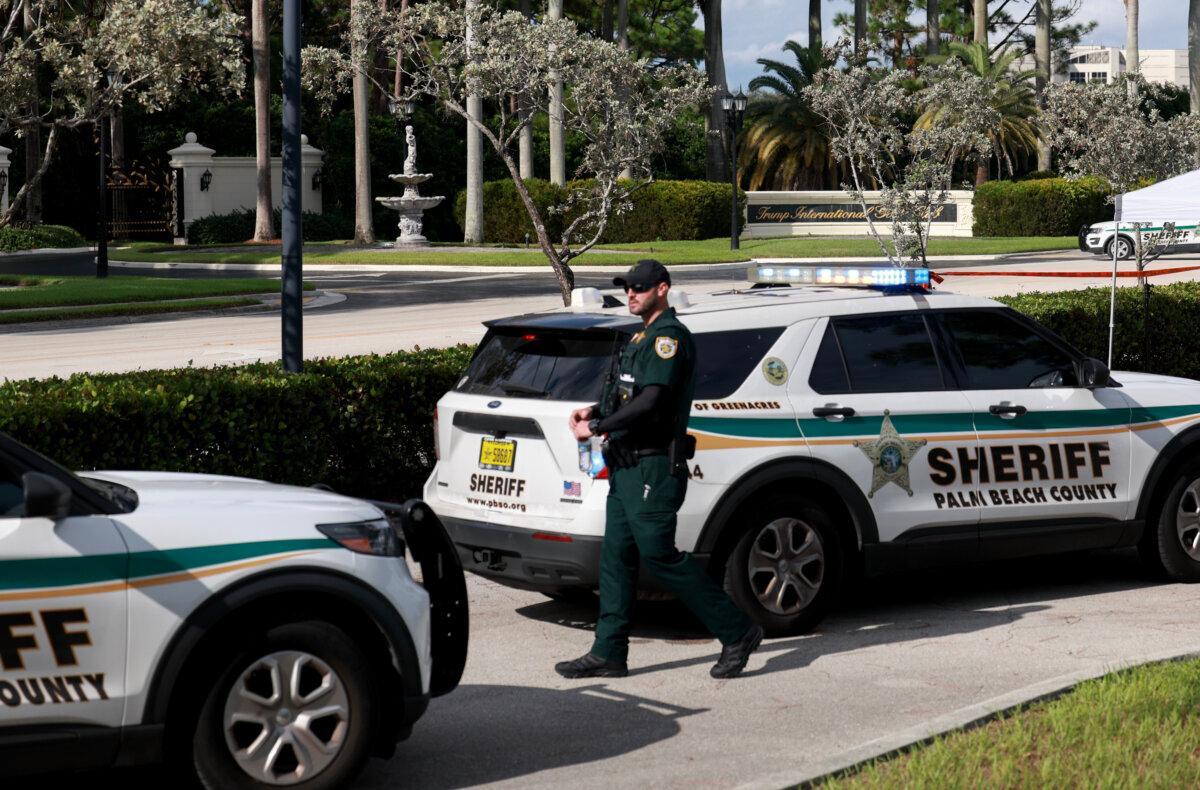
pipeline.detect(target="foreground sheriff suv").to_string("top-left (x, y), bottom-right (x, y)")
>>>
top-left (0, 431), bottom-right (467, 788)
top-left (426, 264), bottom-right (1200, 636)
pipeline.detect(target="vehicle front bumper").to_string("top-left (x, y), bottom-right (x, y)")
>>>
top-left (443, 515), bottom-right (603, 591)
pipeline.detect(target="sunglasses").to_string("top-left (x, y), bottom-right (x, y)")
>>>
top-left (623, 283), bottom-right (656, 294)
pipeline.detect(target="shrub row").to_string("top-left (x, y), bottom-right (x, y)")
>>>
top-left (0, 347), bottom-right (473, 501)
top-left (999, 281), bottom-right (1200, 379)
top-left (0, 224), bottom-right (87, 252)
top-left (453, 178), bottom-right (746, 244)
top-left (186, 208), bottom-right (356, 244)
top-left (973, 176), bottom-right (1113, 237)
top-left (2, 285), bottom-right (1197, 497)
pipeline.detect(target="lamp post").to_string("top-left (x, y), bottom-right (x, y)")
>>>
top-left (281, 0), bottom-right (303, 372)
top-left (721, 89), bottom-right (747, 251)
top-left (97, 70), bottom-right (122, 279)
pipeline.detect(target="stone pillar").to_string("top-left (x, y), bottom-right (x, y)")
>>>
top-left (167, 132), bottom-right (216, 239)
top-left (300, 134), bottom-right (324, 214)
top-left (0, 145), bottom-right (10, 217)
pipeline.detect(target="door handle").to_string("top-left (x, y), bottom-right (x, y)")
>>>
top-left (988, 403), bottom-right (1027, 418)
top-left (813, 406), bottom-right (856, 418)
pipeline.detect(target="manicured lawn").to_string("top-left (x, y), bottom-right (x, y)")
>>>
top-left (109, 236), bottom-right (1077, 267)
top-left (0, 275), bottom-right (308, 309)
top-left (0, 297), bottom-right (263, 325)
top-left (823, 658), bottom-right (1200, 788)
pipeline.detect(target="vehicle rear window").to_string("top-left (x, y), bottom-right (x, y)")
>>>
top-left (456, 329), bottom-right (620, 401)
top-left (694, 327), bottom-right (786, 399)
top-left (831, 313), bottom-right (946, 392)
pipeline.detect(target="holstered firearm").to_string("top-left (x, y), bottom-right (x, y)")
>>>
top-left (667, 432), bottom-right (696, 473)
top-left (601, 435), bottom-right (638, 470)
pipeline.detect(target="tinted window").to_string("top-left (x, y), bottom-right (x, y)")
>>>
top-left (809, 324), bottom-right (850, 394)
top-left (0, 462), bottom-right (23, 518)
top-left (456, 329), bottom-right (619, 401)
top-left (694, 327), bottom-right (786, 399)
top-left (833, 314), bottom-right (945, 392)
top-left (941, 310), bottom-right (1079, 388)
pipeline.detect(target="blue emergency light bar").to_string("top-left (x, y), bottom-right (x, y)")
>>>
top-left (748, 265), bottom-right (931, 289)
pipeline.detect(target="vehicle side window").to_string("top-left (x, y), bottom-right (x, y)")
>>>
top-left (941, 310), bottom-right (1079, 389)
top-left (693, 327), bottom-right (786, 399)
top-left (0, 462), bottom-right (23, 518)
top-left (831, 313), bottom-right (945, 393)
top-left (808, 324), bottom-right (850, 394)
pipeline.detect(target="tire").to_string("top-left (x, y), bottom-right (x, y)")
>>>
top-left (192, 620), bottom-right (378, 790)
top-left (1105, 235), bottom-right (1134, 260)
top-left (1140, 462), bottom-right (1200, 583)
top-left (722, 494), bottom-right (844, 637)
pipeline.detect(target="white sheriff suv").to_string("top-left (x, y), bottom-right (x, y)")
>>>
top-left (425, 264), bottom-right (1200, 636)
top-left (0, 431), bottom-right (467, 788)
top-left (1078, 220), bottom-right (1199, 259)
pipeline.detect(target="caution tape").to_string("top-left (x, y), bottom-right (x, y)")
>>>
top-left (932, 265), bottom-right (1200, 279)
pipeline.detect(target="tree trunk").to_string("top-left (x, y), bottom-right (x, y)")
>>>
top-left (809, 0), bottom-right (821, 49)
top-left (1124, 0), bottom-right (1139, 76)
top-left (352, 0), bottom-right (376, 244)
top-left (109, 107), bottom-right (126, 240)
top-left (701, 0), bottom-right (728, 182)
top-left (22, 0), bottom-right (41, 224)
top-left (617, 0), bottom-right (632, 181)
top-left (465, 0), bottom-right (486, 241)
top-left (1035, 0), bottom-right (1052, 171)
top-left (975, 161), bottom-right (988, 186)
top-left (1191, 0), bottom-right (1199, 114)
top-left (973, 0), bottom-right (987, 46)
top-left (601, 0), bottom-right (614, 41)
top-left (251, 0), bottom-right (275, 241)
top-left (927, 0), bottom-right (939, 56)
top-left (854, 0), bottom-right (866, 56)
top-left (395, 0), bottom-right (409, 98)
top-left (548, 0), bottom-right (566, 186)
top-left (519, 0), bottom-right (534, 179)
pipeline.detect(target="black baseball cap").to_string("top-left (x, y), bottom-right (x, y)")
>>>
top-left (613, 259), bottom-right (671, 289)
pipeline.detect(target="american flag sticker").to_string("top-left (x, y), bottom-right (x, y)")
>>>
top-left (563, 480), bottom-right (582, 497)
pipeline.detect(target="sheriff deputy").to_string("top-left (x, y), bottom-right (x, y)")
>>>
top-left (557, 259), bottom-right (764, 680)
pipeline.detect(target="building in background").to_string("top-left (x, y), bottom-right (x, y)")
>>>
top-left (1015, 45), bottom-right (1188, 88)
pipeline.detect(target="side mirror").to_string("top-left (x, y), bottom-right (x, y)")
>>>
top-left (22, 472), bottom-right (72, 519)
top-left (1077, 357), bottom-right (1111, 389)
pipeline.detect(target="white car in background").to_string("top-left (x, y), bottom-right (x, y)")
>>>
top-left (1078, 220), bottom-right (1200, 259)
top-left (0, 431), bottom-right (467, 788)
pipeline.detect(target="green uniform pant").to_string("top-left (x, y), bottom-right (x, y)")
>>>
top-left (590, 455), bottom-right (752, 663)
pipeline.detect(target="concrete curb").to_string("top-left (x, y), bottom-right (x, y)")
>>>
top-left (751, 646), bottom-right (1200, 790)
top-left (0, 246), bottom-right (95, 260)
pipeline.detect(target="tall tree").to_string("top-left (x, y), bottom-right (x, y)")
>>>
top-left (465, 0), bottom-right (485, 239)
top-left (617, 0), bottom-right (632, 181)
top-left (252, 0), bottom-right (274, 242)
top-left (548, 0), bottom-right (566, 186)
top-left (21, 1), bottom-right (40, 223)
top-left (351, 0), bottom-right (375, 244)
top-left (972, 0), bottom-right (988, 184)
top-left (518, 0), bottom-right (533, 179)
top-left (809, 0), bottom-right (821, 49)
top-left (1191, 0), bottom-right (1199, 113)
top-left (700, 0), bottom-right (727, 182)
top-left (927, 0), bottom-right (940, 56)
top-left (1034, 0), bottom-right (1051, 170)
top-left (854, 0), bottom-right (866, 54)
top-left (1123, 0), bottom-right (1139, 77)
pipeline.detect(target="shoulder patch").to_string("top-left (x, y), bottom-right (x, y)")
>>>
top-left (654, 336), bottom-right (679, 359)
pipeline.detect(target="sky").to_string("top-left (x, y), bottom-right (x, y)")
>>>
top-left (718, 0), bottom-right (1191, 91)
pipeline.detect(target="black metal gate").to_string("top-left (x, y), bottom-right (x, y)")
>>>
top-left (106, 162), bottom-right (182, 240)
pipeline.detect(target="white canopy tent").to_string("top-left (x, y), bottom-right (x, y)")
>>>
top-left (1106, 169), bottom-right (1200, 368)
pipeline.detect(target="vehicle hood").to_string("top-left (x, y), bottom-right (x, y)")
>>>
top-left (80, 470), bottom-right (383, 528)
top-left (1112, 370), bottom-right (1200, 389)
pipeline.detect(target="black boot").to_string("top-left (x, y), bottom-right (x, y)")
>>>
top-left (710, 624), bottom-right (764, 679)
top-left (555, 652), bottom-right (629, 679)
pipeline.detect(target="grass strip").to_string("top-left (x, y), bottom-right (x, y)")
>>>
top-left (822, 657), bottom-right (1200, 788)
top-left (0, 297), bottom-right (263, 325)
top-left (0, 275), bottom-right (310, 309)
top-left (109, 236), bottom-right (1078, 267)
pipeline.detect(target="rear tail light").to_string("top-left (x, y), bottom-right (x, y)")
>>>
top-left (433, 408), bottom-right (440, 461)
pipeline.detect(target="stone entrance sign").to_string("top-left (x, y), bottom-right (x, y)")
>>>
top-left (744, 190), bottom-right (974, 238)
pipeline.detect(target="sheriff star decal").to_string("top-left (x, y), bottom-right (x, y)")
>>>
top-left (853, 410), bottom-right (927, 497)
top-left (655, 336), bottom-right (678, 359)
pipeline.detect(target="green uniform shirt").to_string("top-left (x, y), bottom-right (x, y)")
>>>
top-left (600, 307), bottom-right (696, 450)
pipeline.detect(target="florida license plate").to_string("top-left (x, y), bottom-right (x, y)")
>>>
top-left (478, 437), bottom-right (517, 472)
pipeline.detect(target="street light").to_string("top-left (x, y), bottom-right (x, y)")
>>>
top-left (721, 89), bottom-right (748, 251)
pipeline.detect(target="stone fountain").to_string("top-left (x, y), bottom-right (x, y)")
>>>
top-left (376, 125), bottom-right (444, 248)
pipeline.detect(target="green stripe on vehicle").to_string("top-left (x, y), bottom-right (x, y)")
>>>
top-left (0, 538), bottom-right (338, 591)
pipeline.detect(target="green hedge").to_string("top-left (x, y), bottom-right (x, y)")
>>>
top-left (0, 224), bottom-right (87, 252)
top-left (973, 177), bottom-right (1112, 237)
top-left (1001, 282), bottom-right (1200, 379)
top-left (186, 209), bottom-right (356, 244)
top-left (0, 347), bottom-right (473, 501)
top-left (453, 178), bottom-right (745, 244)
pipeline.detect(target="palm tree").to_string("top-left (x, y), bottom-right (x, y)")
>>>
top-left (700, 0), bottom-right (728, 181)
top-left (548, 0), bottom-right (566, 186)
top-left (927, 0), bottom-right (940, 56)
top-left (972, 0), bottom-right (986, 45)
top-left (1034, 0), bottom-right (1051, 171)
top-left (351, 0), bottom-right (376, 244)
top-left (809, 0), bottom-right (821, 49)
top-left (739, 42), bottom-right (841, 190)
top-left (919, 42), bottom-right (1038, 180)
top-left (1191, 0), bottom-right (1199, 113)
top-left (1124, 0), bottom-right (1139, 76)
top-left (854, 0), bottom-right (866, 55)
top-left (251, 0), bottom-right (274, 242)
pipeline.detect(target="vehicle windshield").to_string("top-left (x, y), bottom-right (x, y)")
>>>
top-left (456, 329), bottom-right (621, 402)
